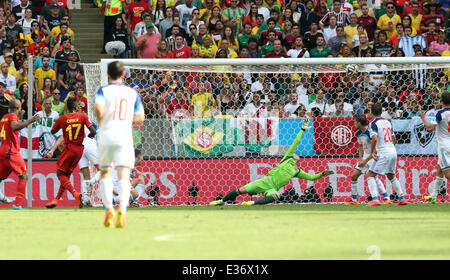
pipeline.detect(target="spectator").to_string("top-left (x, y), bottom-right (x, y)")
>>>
top-left (287, 36), bottom-right (310, 58)
top-left (136, 22), bottom-right (161, 58)
top-left (381, 101), bottom-right (401, 119)
top-left (351, 24), bottom-right (367, 47)
top-left (17, 8), bottom-right (36, 36)
top-left (328, 25), bottom-right (347, 56)
top-left (240, 91), bottom-right (268, 117)
top-left (423, 21), bottom-right (438, 47)
top-left (155, 40), bottom-right (174, 58)
top-left (329, 100), bottom-right (353, 116)
top-left (218, 26), bottom-right (239, 53)
top-left (320, 0), bottom-right (349, 28)
top-left (127, 0), bottom-right (151, 36)
top-left (294, 103), bottom-right (308, 119)
top-left (243, 4), bottom-right (259, 28)
top-left (327, 90), bottom-right (354, 115)
top-left (0, 63), bottom-right (17, 92)
top-left (53, 37), bottom-right (74, 73)
top-left (310, 36), bottom-right (333, 57)
top-left (398, 25), bottom-right (426, 56)
top-left (269, 100), bottom-right (283, 117)
top-left (24, 21), bottom-right (42, 46)
top-left (13, 34), bottom-right (27, 69)
top-left (172, 34), bottom-right (191, 58)
top-left (248, 36), bottom-right (262, 58)
top-left (254, 0), bottom-right (270, 21)
top-left (218, 39), bottom-right (238, 58)
top-left (216, 83), bottom-right (238, 115)
top-left (186, 9), bottom-right (204, 36)
top-left (49, 88), bottom-right (64, 115)
top-left (197, 35), bottom-right (217, 58)
top-left (238, 22), bottom-right (259, 48)
top-left (373, 30), bottom-right (394, 56)
top-left (199, 0), bottom-right (216, 24)
top-left (5, 14), bottom-right (24, 44)
top-left (258, 8), bottom-right (282, 35)
top-left (265, 39), bottom-right (288, 57)
top-left (408, 2), bottom-right (422, 33)
top-left (401, 15), bottom-right (417, 35)
top-left (206, 6), bottom-right (229, 35)
top-left (260, 18), bottom-right (283, 46)
top-left (303, 21), bottom-right (324, 51)
top-left (43, 4), bottom-right (64, 30)
top-left (190, 80), bottom-right (215, 118)
top-left (166, 87), bottom-right (190, 118)
top-left (57, 50), bottom-right (83, 101)
top-left (251, 14), bottom-right (265, 35)
top-left (307, 88), bottom-right (328, 117)
top-left (420, 0), bottom-right (445, 32)
top-left (133, 12), bottom-right (153, 46)
top-left (301, 0), bottom-right (318, 34)
top-left (159, 7), bottom-right (175, 40)
top-left (177, 0), bottom-right (196, 31)
top-left (38, 76), bottom-right (53, 102)
top-left (44, 0), bottom-right (70, 19)
top-left (377, 2), bottom-right (401, 40)
top-left (49, 23), bottom-right (73, 54)
top-left (353, 33), bottom-right (372, 56)
top-left (358, 3), bottom-right (377, 41)
top-left (283, 92), bottom-right (300, 118)
top-left (428, 29), bottom-right (449, 55)
top-left (4, 53), bottom-right (18, 78)
top-left (108, 16), bottom-right (130, 58)
top-left (387, 22), bottom-right (404, 47)
top-left (323, 15), bottom-right (338, 43)
top-left (50, 15), bottom-right (74, 40)
top-left (152, 0), bottom-right (167, 28)
top-left (13, 0), bottom-right (38, 22)
top-left (28, 31), bottom-right (48, 58)
top-left (166, 24), bottom-right (184, 50)
top-left (98, 0), bottom-right (125, 53)
top-left (34, 55), bottom-right (55, 94)
top-left (402, 99), bottom-right (421, 118)
top-left (16, 59), bottom-right (29, 89)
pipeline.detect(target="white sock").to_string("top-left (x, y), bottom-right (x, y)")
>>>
top-left (100, 178), bottom-right (114, 210)
top-left (376, 178), bottom-right (389, 199)
top-left (93, 171), bottom-right (101, 184)
top-left (433, 177), bottom-right (445, 198)
top-left (367, 177), bottom-right (379, 201)
top-left (390, 178), bottom-right (404, 200)
top-left (351, 181), bottom-right (358, 201)
top-left (118, 180), bottom-right (132, 212)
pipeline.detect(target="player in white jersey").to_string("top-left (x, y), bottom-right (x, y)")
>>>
top-left (95, 61), bottom-right (145, 228)
top-left (366, 103), bottom-right (408, 206)
top-left (78, 123), bottom-right (100, 207)
top-left (345, 115), bottom-right (391, 205)
top-left (421, 92), bottom-right (450, 204)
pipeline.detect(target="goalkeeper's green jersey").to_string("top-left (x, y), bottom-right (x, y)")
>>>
top-left (267, 128), bottom-right (324, 189)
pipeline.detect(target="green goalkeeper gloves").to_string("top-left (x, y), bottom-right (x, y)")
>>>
top-left (301, 118), bottom-right (312, 131)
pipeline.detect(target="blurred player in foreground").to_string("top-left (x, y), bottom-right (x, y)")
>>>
top-left (78, 123), bottom-right (100, 207)
top-left (366, 103), bottom-right (408, 206)
top-left (45, 97), bottom-right (96, 208)
top-left (345, 114), bottom-right (390, 205)
top-left (421, 92), bottom-right (450, 204)
top-left (210, 118), bottom-right (334, 206)
top-left (95, 61), bottom-right (145, 228)
top-left (0, 100), bottom-right (40, 209)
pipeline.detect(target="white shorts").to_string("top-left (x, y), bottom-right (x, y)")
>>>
top-left (438, 146), bottom-right (450, 170)
top-left (369, 153), bottom-right (397, 176)
top-left (78, 140), bottom-right (98, 169)
top-left (355, 159), bottom-right (375, 174)
top-left (98, 143), bottom-right (135, 169)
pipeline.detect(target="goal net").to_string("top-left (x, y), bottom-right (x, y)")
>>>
top-left (84, 57), bottom-right (450, 206)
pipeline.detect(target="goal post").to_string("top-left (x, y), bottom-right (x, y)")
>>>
top-left (83, 57), bottom-right (450, 206)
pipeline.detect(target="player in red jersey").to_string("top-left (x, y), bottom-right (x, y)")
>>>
top-left (0, 99), bottom-right (40, 209)
top-left (45, 97), bottom-right (96, 208)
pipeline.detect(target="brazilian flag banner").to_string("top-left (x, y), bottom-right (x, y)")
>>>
top-left (172, 117), bottom-right (278, 157)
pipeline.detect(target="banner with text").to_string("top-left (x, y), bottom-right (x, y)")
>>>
top-left (1, 157), bottom-right (446, 207)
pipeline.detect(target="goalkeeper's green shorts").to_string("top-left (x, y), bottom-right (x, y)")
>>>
top-left (243, 176), bottom-right (278, 197)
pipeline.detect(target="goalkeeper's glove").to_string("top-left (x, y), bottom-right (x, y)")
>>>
top-left (301, 118), bottom-right (312, 131)
top-left (322, 170), bottom-right (334, 176)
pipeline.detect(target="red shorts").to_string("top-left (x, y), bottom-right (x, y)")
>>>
top-left (0, 154), bottom-right (27, 178)
top-left (57, 144), bottom-right (84, 175)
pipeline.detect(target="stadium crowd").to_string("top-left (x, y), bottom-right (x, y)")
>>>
top-left (0, 0), bottom-right (448, 123)
top-left (99, 0), bottom-right (450, 120)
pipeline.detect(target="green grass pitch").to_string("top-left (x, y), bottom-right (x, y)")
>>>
top-left (0, 204), bottom-right (449, 260)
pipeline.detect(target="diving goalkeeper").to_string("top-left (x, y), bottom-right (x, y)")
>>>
top-left (210, 119), bottom-right (334, 206)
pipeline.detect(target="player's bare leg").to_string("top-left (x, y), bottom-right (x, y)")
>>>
top-left (386, 173), bottom-right (407, 206)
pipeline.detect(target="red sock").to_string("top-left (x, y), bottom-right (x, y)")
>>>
top-left (14, 180), bottom-right (26, 206)
top-left (58, 175), bottom-right (78, 197)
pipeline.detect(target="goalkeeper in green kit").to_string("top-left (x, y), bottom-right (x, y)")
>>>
top-left (210, 119), bottom-right (334, 206)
